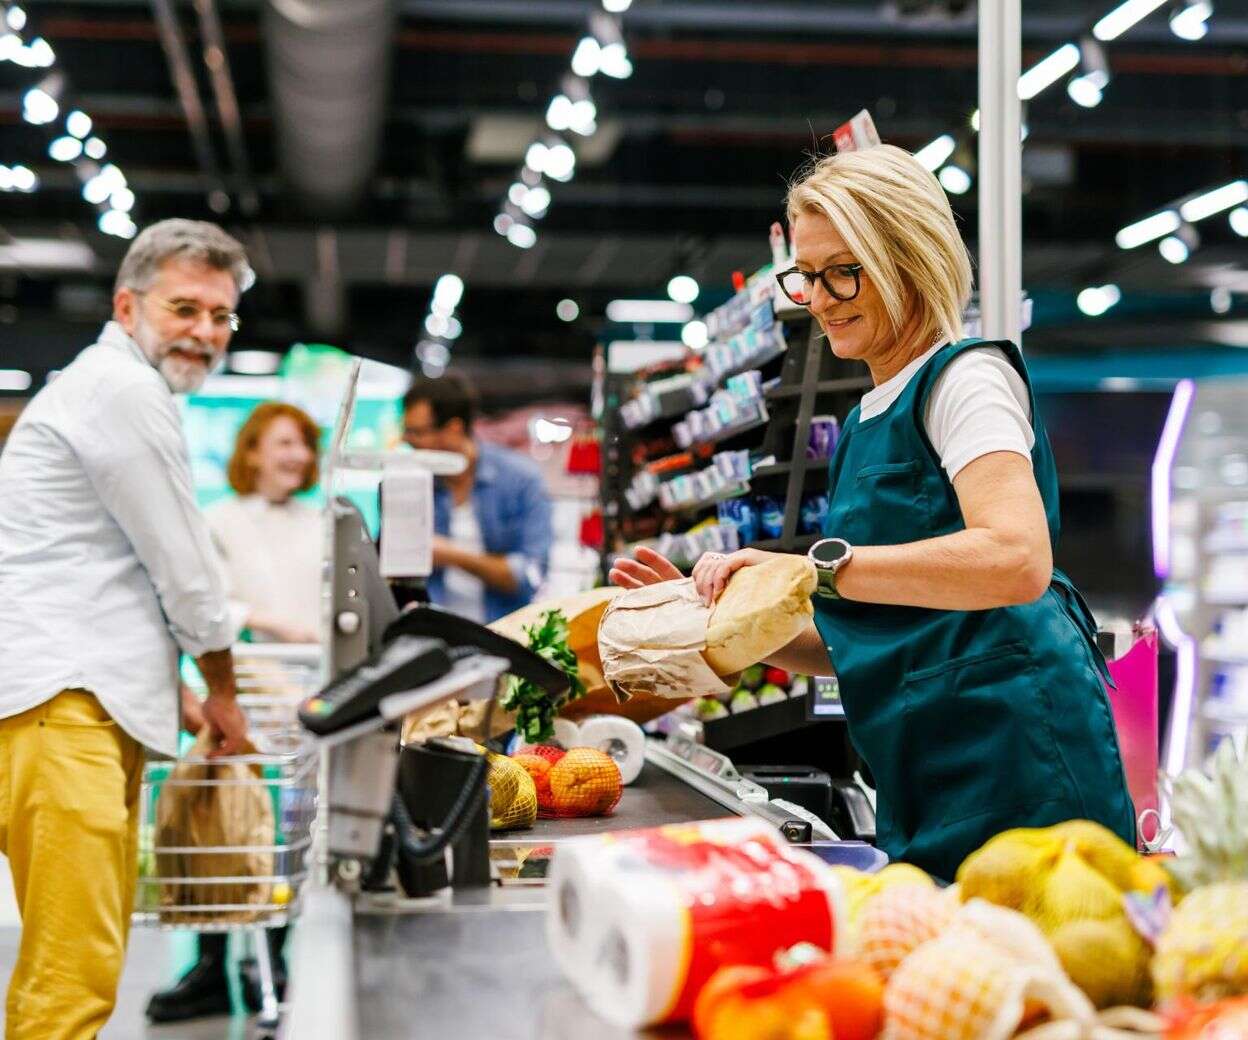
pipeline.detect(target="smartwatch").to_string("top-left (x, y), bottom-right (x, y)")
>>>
top-left (807, 537), bottom-right (854, 599)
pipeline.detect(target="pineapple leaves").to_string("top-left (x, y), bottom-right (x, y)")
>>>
top-left (1163, 740), bottom-right (1248, 892)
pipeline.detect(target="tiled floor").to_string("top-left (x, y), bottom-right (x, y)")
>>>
top-left (0, 927), bottom-right (261, 1039)
top-left (0, 857), bottom-right (262, 1039)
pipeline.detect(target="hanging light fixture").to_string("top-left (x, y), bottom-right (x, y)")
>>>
top-left (1067, 37), bottom-right (1111, 108)
top-left (1169, 0), bottom-right (1213, 40)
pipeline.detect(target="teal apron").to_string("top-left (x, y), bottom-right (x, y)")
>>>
top-left (813, 338), bottom-right (1135, 881)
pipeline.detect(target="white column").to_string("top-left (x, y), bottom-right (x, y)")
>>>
top-left (978, 0), bottom-right (1022, 345)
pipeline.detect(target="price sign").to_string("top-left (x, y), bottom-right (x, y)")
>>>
top-left (832, 110), bottom-right (882, 153)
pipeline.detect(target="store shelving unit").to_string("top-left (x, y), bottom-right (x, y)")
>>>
top-left (598, 271), bottom-right (870, 578)
top-left (1156, 377), bottom-right (1248, 775)
top-left (751, 317), bottom-right (870, 551)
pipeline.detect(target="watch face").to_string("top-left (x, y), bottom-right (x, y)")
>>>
top-left (812, 538), bottom-right (850, 567)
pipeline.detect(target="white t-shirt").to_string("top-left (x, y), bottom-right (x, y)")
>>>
top-left (442, 502), bottom-right (487, 624)
top-left (204, 494), bottom-right (322, 641)
top-left (858, 343), bottom-right (1035, 480)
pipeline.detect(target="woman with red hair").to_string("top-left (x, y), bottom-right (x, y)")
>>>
top-left (209, 400), bottom-right (322, 644)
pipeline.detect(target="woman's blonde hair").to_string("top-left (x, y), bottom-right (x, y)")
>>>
top-left (786, 144), bottom-right (974, 347)
top-left (227, 401), bottom-right (320, 495)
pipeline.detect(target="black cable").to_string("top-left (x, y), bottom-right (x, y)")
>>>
top-left (388, 751), bottom-right (490, 866)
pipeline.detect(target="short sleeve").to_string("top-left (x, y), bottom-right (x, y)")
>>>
top-left (923, 347), bottom-right (1035, 481)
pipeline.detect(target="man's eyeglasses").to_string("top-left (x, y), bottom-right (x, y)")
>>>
top-left (140, 292), bottom-right (240, 332)
top-left (775, 263), bottom-right (864, 307)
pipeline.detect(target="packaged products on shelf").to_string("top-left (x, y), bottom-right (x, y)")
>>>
top-left (801, 493), bottom-right (830, 535)
top-left (807, 415), bottom-right (840, 460)
top-left (718, 498), bottom-right (759, 546)
top-left (757, 495), bottom-right (785, 539)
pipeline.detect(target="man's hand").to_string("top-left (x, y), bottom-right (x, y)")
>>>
top-left (180, 683), bottom-right (205, 735)
top-left (430, 535), bottom-right (520, 594)
top-left (201, 692), bottom-right (247, 759)
top-left (194, 647), bottom-right (246, 758)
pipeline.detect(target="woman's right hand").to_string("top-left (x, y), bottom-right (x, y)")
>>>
top-left (609, 545), bottom-right (684, 588)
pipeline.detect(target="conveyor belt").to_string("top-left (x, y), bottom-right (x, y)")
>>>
top-left (290, 742), bottom-right (860, 1039)
top-left (349, 759), bottom-right (740, 1038)
top-left (354, 889), bottom-right (661, 1040)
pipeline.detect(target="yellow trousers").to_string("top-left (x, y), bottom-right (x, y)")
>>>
top-left (0, 690), bottom-right (143, 1040)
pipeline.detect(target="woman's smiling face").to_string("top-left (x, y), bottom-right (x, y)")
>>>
top-left (792, 210), bottom-right (917, 377)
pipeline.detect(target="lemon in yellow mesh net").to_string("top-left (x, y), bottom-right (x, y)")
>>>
top-left (482, 748), bottom-right (538, 830)
top-left (957, 820), bottom-right (1172, 1008)
top-left (883, 900), bottom-right (1164, 1040)
top-left (855, 882), bottom-right (959, 982)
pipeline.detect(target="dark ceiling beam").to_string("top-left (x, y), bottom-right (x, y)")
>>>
top-left (32, 14), bottom-right (1248, 74)
top-left (191, 0), bottom-right (260, 214)
top-left (148, 0), bottom-right (230, 210)
top-left (395, 29), bottom-right (1248, 77)
top-left (5, 92), bottom-right (1245, 150)
top-left (398, 0), bottom-right (1248, 45)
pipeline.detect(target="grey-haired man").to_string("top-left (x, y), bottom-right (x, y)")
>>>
top-left (0, 219), bottom-right (249, 1038)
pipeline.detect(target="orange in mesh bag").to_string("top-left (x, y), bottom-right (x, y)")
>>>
top-left (544, 747), bottom-right (622, 819)
top-left (155, 731), bottom-right (275, 925)
top-left (513, 750), bottom-right (560, 809)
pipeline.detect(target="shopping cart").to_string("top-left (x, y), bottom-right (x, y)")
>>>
top-left (134, 646), bottom-right (320, 1037)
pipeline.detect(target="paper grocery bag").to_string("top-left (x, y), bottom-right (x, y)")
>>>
top-left (154, 731), bottom-right (275, 924)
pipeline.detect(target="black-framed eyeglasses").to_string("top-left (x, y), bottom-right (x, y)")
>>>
top-left (775, 263), bottom-right (864, 307)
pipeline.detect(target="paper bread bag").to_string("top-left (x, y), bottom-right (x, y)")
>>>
top-left (598, 554), bottom-right (816, 700)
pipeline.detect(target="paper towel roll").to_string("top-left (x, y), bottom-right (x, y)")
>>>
top-left (545, 834), bottom-right (625, 985)
top-left (574, 715), bottom-right (645, 785)
top-left (545, 817), bottom-right (846, 1029)
top-left (552, 718), bottom-right (581, 749)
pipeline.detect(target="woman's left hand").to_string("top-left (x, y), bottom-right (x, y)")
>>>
top-left (691, 548), bottom-right (784, 607)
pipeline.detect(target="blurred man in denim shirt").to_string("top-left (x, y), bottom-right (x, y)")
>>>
top-left (401, 372), bottom-right (552, 623)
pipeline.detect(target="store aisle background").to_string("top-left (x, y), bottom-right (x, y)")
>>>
top-left (0, 854), bottom-right (252, 1038)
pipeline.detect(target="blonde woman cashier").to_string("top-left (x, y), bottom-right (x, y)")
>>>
top-left (612, 144), bottom-right (1134, 881)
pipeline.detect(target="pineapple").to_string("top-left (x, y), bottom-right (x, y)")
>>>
top-left (1153, 740), bottom-right (1248, 1003)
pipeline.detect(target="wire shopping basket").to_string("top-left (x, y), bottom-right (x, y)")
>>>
top-left (135, 649), bottom-right (321, 1035)
top-left (135, 647), bottom-right (321, 932)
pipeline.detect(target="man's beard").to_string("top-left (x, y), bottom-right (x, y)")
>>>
top-left (132, 313), bottom-right (219, 394)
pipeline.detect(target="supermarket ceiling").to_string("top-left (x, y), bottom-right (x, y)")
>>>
top-left (2, 0), bottom-right (1248, 387)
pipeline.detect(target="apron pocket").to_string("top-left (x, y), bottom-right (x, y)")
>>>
top-left (841, 460), bottom-right (928, 546)
top-left (901, 643), bottom-right (1067, 827)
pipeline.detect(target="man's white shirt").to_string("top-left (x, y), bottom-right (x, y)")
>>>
top-left (0, 322), bottom-right (233, 755)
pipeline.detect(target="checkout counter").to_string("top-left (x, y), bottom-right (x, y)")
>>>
top-left (281, 369), bottom-right (877, 1040)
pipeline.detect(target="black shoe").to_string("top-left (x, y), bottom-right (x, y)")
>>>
top-left (239, 957), bottom-right (287, 1013)
top-left (145, 940), bottom-right (232, 1023)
